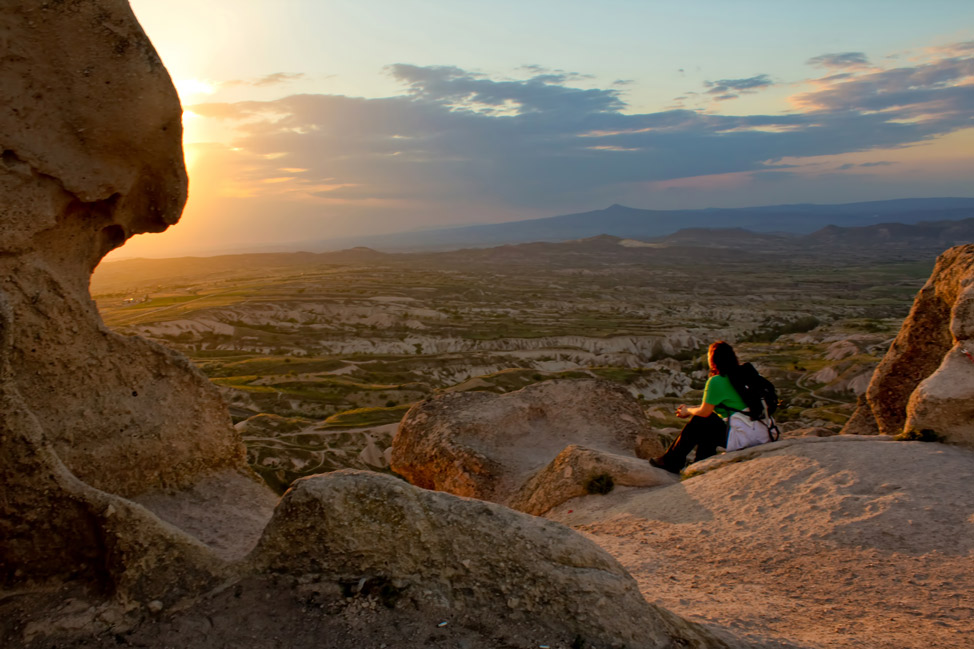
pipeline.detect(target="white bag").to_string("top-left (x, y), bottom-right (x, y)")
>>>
top-left (725, 411), bottom-right (780, 452)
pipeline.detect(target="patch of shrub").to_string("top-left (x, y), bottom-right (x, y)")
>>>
top-left (895, 428), bottom-right (943, 443)
top-left (584, 473), bottom-right (614, 495)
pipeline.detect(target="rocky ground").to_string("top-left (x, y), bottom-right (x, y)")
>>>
top-left (7, 436), bottom-right (970, 649)
top-left (547, 437), bottom-right (974, 649)
top-left (0, 577), bottom-right (627, 649)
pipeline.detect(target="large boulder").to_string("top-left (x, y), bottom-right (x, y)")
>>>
top-left (842, 244), bottom-right (974, 447)
top-left (252, 470), bottom-right (729, 649)
top-left (390, 379), bottom-right (675, 513)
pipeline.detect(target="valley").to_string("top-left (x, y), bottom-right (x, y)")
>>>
top-left (93, 232), bottom-right (931, 493)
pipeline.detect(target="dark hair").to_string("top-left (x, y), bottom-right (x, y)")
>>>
top-left (708, 341), bottom-right (739, 377)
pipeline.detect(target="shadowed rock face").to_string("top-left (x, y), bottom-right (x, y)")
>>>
top-left (842, 244), bottom-right (974, 446)
top-left (0, 0), bottom-right (255, 588)
top-left (0, 0), bottom-right (245, 499)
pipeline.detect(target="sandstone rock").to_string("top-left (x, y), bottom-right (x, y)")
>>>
top-left (841, 393), bottom-right (881, 436)
top-left (906, 343), bottom-right (974, 447)
top-left (509, 444), bottom-right (677, 515)
top-left (842, 245), bottom-right (974, 446)
top-left (0, 0), bottom-right (273, 594)
top-left (0, 294), bottom-right (228, 598)
top-left (635, 430), bottom-right (669, 459)
top-left (390, 379), bottom-right (667, 512)
top-left (783, 426), bottom-right (839, 438)
top-left (252, 470), bottom-right (729, 649)
top-left (0, 0), bottom-right (249, 498)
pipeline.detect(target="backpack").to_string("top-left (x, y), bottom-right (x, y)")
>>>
top-left (730, 363), bottom-right (779, 420)
top-left (725, 363), bottom-right (781, 452)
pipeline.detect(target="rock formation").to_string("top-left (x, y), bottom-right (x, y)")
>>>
top-left (0, 0), bottom-right (272, 591)
top-left (391, 380), bottom-right (676, 514)
top-left (1, 0), bottom-right (249, 500)
top-left (0, 4), bottom-right (740, 647)
top-left (842, 244), bottom-right (974, 447)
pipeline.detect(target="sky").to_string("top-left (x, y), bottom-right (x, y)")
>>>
top-left (117, 0), bottom-right (974, 258)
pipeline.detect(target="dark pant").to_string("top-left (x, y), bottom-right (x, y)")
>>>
top-left (659, 414), bottom-right (728, 471)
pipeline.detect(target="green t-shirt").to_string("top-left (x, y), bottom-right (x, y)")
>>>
top-left (703, 374), bottom-right (748, 419)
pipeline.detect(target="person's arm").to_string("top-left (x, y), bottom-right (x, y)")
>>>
top-left (676, 401), bottom-right (715, 419)
top-left (676, 375), bottom-right (719, 419)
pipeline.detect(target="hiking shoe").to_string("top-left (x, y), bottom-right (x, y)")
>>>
top-left (649, 457), bottom-right (680, 474)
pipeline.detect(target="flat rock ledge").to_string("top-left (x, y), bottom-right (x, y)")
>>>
top-left (682, 434), bottom-right (898, 478)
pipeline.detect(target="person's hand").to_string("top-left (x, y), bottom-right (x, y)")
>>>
top-left (676, 404), bottom-right (688, 418)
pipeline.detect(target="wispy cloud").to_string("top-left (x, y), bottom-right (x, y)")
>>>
top-left (386, 64), bottom-right (624, 115)
top-left (702, 74), bottom-right (774, 101)
top-left (807, 52), bottom-right (871, 69)
top-left (224, 72), bottom-right (306, 88)
top-left (837, 161), bottom-right (895, 170)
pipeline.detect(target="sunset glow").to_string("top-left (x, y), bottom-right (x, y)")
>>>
top-left (118, 0), bottom-right (974, 259)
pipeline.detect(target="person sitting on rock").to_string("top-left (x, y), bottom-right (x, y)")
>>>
top-left (650, 340), bottom-right (749, 474)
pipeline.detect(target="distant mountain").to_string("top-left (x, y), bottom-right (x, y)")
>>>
top-left (649, 218), bottom-right (974, 251)
top-left (419, 217), bottom-right (974, 267)
top-left (94, 217), bottom-right (974, 290)
top-left (802, 218), bottom-right (974, 249)
top-left (306, 198), bottom-right (974, 252)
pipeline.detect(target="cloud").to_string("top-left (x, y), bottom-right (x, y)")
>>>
top-left (254, 72), bottom-right (306, 86)
top-left (187, 41), bottom-right (974, 215)
top-left (385, 64), bottom-right (623, 115)
top-left (929, 41), bottom-right (974, 57)
top-left (703, 74), bottom-right (774, 100)
top-left (807, 52), bottom-right (870, 68)
top-left (792, 55), bottom-right (974, 123)
top-left (837, 161), bottom-right (895, 170)
top-left (223, 72), bottom-right (306, 88)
